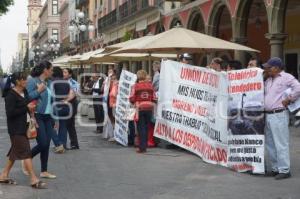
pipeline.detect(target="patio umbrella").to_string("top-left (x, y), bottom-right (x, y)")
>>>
top-left (52, 56), bottom-right (72, 66)
top-left (101, 35), bottom-right (155, 53)
top-left (90, 52), bottom-right (177, 63)
top-left (111, 27), bottom-right (259, 55)
top-left (69, 48), bottom-right (105, 65)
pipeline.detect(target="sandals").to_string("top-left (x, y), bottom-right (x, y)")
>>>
top-left (31, 181), bottom-right (47, 189)
top-left (0, 178), bottom-right (17, 185)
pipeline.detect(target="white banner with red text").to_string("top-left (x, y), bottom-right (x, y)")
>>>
top-left (227, 68), bottom-right (265, 173)
top-left (154, 60), bottom-right (265, 173)
top-left (154, 60), bottom-right (229, 167)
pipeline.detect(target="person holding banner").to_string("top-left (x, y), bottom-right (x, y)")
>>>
top-left (264, 57), bottom-right (300, 180)
top-left (130, 70), bottom-right (156, 153)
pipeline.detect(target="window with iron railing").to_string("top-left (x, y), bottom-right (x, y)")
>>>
top-left (119, 1), bottom-right (129, 19)
top-left (141, 0), bottom-right (149, 9)
top-left (130, 0), bottom-right (138, 14)
top-left (98, 9), bottom-right (117, 30)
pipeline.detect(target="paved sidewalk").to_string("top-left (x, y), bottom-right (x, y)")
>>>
top-left (0, 98), bottom-right (299, 199)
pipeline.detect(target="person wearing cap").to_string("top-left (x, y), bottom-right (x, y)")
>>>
top-left (179, 53), bottom-right (193, 65)
top-left (264, 57), bottom-right (300, 180)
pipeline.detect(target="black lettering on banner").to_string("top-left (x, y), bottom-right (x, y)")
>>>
top-left (122, 82), bottom-right (130, 89)
top-left (119, 86), bottom-right (129, 95)
top-left (124, 75), bottom-right (132, 81)
top-left (177, 85), bottom-right (190, 96)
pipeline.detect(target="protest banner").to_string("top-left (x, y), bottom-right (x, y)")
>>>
top-left (227, 68), bottom-right (265, 173)
top-left (154, 61), bottom-right (265, 173)
top-left (154, 60), bottom-right (229, 166)
top-left (114, 70), bottom-right (137, 146)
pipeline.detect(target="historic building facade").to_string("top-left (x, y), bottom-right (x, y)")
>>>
top-left (27, 0), bottom-right (43, 49)
top-left (159, 0), bottom-right (300, 77)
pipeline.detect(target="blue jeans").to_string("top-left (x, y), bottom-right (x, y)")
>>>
top-left (137, 111), bottom-right (152, 151)
top-left (265, 110), bottom-right (290, 174)
top-left (58, 119), bottom-right (68, 148)
top-left (32, 114), bottom-right (53, 172)
top-left (51, 119), bottom-right (61, 147)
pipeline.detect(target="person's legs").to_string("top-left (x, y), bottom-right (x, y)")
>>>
top-left (137, 111), bottom-right (147, 151)
top-left (265, 114), bottom-right (278, 172)
top-left (98, 103), bottom-right (104, 133)
top-left (40, 115), bottom-right (53, 173)
top-left (31, 114), bottom-right (48, 159)
top-left (128, 121), bottom-right (135, 146)
top-left (23, 158), bottom-right (39, 184)
top-left (51, 127), bottom-right (61, 147)
top-left (58, 119), bottom-right (68, 149)
top-left (270, 111), bottom-right (290, 174)
top-left (66, 115), bottom-right (79, 148)
top-left (0, 159), bottom-right (14, 179)
top-left (93, 99), bottom-right (101, 132)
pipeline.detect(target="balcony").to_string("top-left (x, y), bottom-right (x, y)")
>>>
top-left (98, 0), bottom-right (163, 32)
top-left (98, 9), bottom-right (117, 31)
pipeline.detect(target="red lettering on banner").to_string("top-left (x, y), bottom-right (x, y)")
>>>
top-left (229, 82), bottom-right (262, 93)
top-left (172, 99), bottom-right (194, 113)
top-left (155, 122), bottom-right (227, 164)
top-left (180, 67), bottom-right (219, 88)
top-left (228, 70), bottom-right (258, 81)
top-left (231, 164), bottom-right (254, 171)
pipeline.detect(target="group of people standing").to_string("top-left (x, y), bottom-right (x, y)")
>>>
top-left (0, 61), bottom-right (80, 188)
top-left (87, 62), bottom-right (160, 153)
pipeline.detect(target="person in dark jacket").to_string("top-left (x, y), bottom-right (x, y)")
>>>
top-left (130, 70), bottom-right (156, 153)
top-left (26, 60), bottom-right (56, 179)
top-left (0, 72), bottom-right (46, 189)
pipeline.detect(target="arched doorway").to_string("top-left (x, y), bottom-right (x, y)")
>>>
top-left (235, 0), bottom-right (269, 65)
top-left (208, 2), bottom-right (233, 61)
top-left (187, 10), bottom-right (205, 32)
top-left (155, 21), bottom-right (165, 34)
top-left (187, 10), bottom-right (206, 66)
top-left (170, 16), bottom-right (182, 29)
top-left (283, 0), bottom-right (300, 79)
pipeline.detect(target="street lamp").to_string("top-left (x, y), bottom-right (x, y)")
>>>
top-left (69, 11), bottom-right (95, 73)
top-left (32, 45), bottom-right (44, 64)
top-left (42, 36), bottom-right (61, 61)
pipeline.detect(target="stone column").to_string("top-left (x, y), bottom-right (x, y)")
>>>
top-left (265, 33), bottom-right (287, 59)
top-left (232, 37), bottom-right (248, 66)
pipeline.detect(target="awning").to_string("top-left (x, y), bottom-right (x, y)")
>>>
top-left (136, 19), bottom-right (147, 31)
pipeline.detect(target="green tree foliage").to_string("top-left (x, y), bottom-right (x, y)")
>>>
top-left (0, 0), bottom-right (14, 16)
top-left (122, 31), bottom-right (133, 42)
